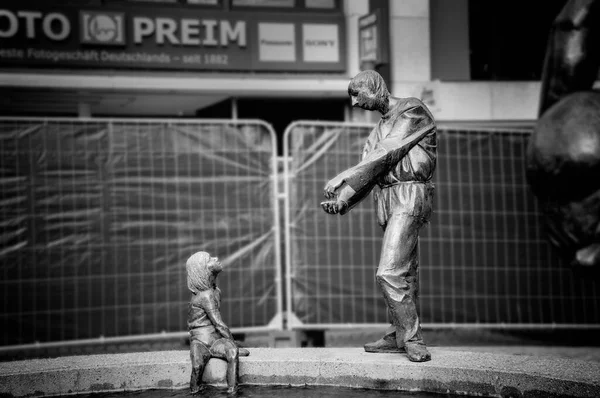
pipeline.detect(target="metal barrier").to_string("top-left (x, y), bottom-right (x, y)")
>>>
top-left (0, 118), bottom-right (282, 347)
top-left (283, 121), bottom-right (600, 329)
top-left (3, 116), bottom-right (599, 351)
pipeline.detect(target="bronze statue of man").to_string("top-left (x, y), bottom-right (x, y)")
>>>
top-left (321, 70), bottom-right (436, 362)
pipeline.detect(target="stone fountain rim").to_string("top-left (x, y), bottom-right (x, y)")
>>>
top-left (1, 347), bottom-right (599, 397)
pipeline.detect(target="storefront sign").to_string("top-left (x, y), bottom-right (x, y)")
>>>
top-left (302, 24), bottom-right (339, 63)
top-left (258, 23), bottom-right (296, 62)
top-left (0, 4), bottom-right (345, 72)
top-left (358, 9), bottom-right (388, 68)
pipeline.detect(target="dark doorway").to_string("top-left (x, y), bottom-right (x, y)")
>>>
top-left (238, 98), bottom-right (347, 155)
top-left (195, 98), bottom-right (232, 119)
top-left (196, 97), bottom-right (347, 155)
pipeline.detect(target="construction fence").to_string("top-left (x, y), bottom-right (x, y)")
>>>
top-left (283, 121), bottom-right (600, 328)
top-left (1, 118), bottom-right (599, 348)
top-left (0, 118), bottom-right (281, 346)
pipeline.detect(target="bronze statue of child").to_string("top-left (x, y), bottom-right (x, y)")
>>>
top-left (186, 251), bottom-right (249, 394)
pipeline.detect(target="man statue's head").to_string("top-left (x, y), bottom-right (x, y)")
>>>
top-left (348, 70), bottom-right (390, 113)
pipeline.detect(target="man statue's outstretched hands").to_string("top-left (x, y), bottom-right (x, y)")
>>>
top-left (323, 172), bottom-right (347, 199)
top-left (322, 171), bottom-right (355, 215)
top-left (321, 199), bottom-right (348, 214)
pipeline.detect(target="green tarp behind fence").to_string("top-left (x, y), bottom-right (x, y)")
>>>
top-left (0, 119), bottom-right (279, 345)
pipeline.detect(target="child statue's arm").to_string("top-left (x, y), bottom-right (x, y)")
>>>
top-left (204, 292), bottom-right (234, 340)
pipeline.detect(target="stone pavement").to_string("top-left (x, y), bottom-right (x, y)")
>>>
top-left (1, 347), bottom-right (599, 397)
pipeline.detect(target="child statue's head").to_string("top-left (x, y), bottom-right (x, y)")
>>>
top-left (186, 251), bottom-right (223, 294)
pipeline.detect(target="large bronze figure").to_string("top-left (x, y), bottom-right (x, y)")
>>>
top-left (186, 251), bottom-right (249, 394)
top-left (321, 70), bottom-right (436, 362)
top-left (527, 0), bottom-right (600, 268)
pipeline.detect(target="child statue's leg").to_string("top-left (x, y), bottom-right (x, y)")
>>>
top-left (190, 340), bottom-right (211, 393)
top-left (224, 341), bottom-right (239, 393)
top-left (211, 339), bottom-right (240, 393)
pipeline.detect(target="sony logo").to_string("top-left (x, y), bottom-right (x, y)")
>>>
top-left (305, 39), bottom-right (335, 47)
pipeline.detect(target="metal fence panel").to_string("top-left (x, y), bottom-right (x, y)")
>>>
top-left (283, 121), bottom-right (600, 328)
top-left (0, 118), bottom-right (281, 346)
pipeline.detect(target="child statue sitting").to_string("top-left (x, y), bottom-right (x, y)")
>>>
top-left (186, 251), bottom-right (250, 394)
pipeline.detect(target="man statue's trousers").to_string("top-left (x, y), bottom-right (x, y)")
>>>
top-left (376, 211), bottom-right (426, 346)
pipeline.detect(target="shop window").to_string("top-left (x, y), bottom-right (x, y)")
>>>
top-left (186, 0), bottom-right (220, 4)
top-left (103, 0), bottom-right (180, 3)
top-left (47, 0), bottom-right (102, 4)
top-left (103, 0), bottom-right (223, 6)
top-left (468, 0), bottom-right (567, 81)
top-left (431, 0), bottom-right (568, 81)
top-left (232, 0), bottom-right (295, 7)
top-left (123, 0), bottom-right (180, 2)
top-left (305, 0), bottom-right (335, 9)
top-left (230, 0), bottom-right (340, 11)
top-left (103, 0), bottom-right (339, 11)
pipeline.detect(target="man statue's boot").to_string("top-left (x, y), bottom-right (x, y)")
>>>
top-left (364, 326), bottom-right (405, 353)
top-left (405, 340), bottom-right (431, 362)
top-left (396, 326), bottom-right (431, 362)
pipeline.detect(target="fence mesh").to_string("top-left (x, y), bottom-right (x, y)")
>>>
top-left (0, 118), bottom-right (280, 346)
top-left (284, 122), bottom-right (600, 327)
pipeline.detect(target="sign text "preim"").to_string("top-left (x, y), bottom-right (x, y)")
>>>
top-left (0, 9), bottom-right (246, 47)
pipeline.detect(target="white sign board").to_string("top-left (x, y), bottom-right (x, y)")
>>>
top-left (302, 23), bottom-right (339, 62)
top-left (258, 22), bottom-right (295, 62)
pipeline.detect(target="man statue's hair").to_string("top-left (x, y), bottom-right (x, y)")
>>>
top-left (348, 70), bottom-right (390, 110)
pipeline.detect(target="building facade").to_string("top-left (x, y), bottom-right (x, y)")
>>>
top-left (1, 0), bottom-right (589, 125)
